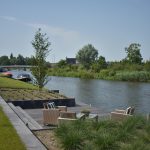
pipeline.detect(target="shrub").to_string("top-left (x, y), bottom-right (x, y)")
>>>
top-left (99, 69), bottom-right (110, 78)
top-left (109, 70), bottom-right (116, 76)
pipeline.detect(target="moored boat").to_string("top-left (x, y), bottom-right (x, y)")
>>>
top-left (1, 72), bottom-right (13, 78)
top-left (16, 73), bottom-right (31, 82)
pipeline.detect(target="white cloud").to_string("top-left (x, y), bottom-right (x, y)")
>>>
top-left (0, 16), bottom-right (16, 21)
top-left (0, 15), bottom-right (81, 53)
top-left (28, 23), bottom-right (80, 41)
top-left (0, 15), bottom-right (80, 41)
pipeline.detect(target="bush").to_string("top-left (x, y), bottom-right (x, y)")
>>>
top-left (144, 61), bottom-right (150, 71)
top-left (109, 70), bottom-right (116, 76)
top-left (99, 69), bottom-right (110, 78)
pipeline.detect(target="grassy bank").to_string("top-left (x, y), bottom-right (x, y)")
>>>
top-left (0, 77), bottom-right (67, 101)
top-left (0, 106), bottom-right (26, 150)
top-left (55, 116), bottom-right (150, 150)
top-left (0, 88), bottom-right (67, 101)
top-left (0, 77), bottom-right (38, 89)
top-left (48, 68), bottom-right (150, 82)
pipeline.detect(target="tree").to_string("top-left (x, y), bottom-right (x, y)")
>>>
top-left (125, 43), bottom-right (143, 64)
top-left (76, 44), bottom-right (98, 69)
top-left (16, 54), bottom-right (26, 65)
top-left (57, 59), bottom-right (67, 68)
top-left (92, 56), bottom-right (107, 72)
top-left (31, 28), bottom-right (51, 90)
top-left (10, 53), bottom-right (13, 60)
top-left (0, 56), bottom-right (10, 65)
top-left (97, 56), bottom-right (107, 69)
top-left (144, 60), bottom-right (150, 71)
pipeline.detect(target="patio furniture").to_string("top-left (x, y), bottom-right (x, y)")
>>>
top-left (115, 106), bottom-right (135, 115)
top-left (87, 113), bottom-right (98, 122)
top-left (111, 106), bottom-right (135, 121)
top-left (43, 102), bottom-right (67, 111)
top-left (43, 102), bottom-right (67, 126)
top-left (43, 109), bottom-right (60, 125)
top-left (58, 111), bottom-right (85, 126)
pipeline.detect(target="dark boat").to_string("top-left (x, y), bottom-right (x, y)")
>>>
top-left (0, 67), bottom-right (4, 72)
top-left (16, 73), bottom-right (31, 82)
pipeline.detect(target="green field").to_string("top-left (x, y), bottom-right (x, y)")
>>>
top-left (0, 106), bottom-right (26, 150)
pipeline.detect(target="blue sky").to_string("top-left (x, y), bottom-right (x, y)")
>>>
top-left (0, 0), bottom-right (150, 62)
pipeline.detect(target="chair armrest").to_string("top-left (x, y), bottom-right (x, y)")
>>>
top-left (58, 117), bottom-right (77, 126)
top-left (57, 106), bottom-right (67, 112)
top-left (111, 112), bottom-right (132, 121)
top-left (76, 113), bottom-right (85, 120)
top-left (115, 109), bottom-right (126, 114)
top-left (60, 111), bottom-right (76, 119)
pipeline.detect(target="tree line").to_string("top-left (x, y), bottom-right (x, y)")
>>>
top-left (0, 53), bottom-right (33, 65)
top-left (57, 43), bottom-right (150, 72)
top-left (0, 53), bottom-right (51, 67)
top-left (51, 43), bottom-right (150, 82)
top-left (1, 28), bottom-right (150, 84)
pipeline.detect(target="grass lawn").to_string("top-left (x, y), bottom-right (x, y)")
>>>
top-left (0, 77), bottom-right (38, 89)
top-left (0, 106), bottom-right (26, 150)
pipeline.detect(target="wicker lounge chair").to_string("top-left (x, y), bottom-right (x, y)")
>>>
top-left (43, 109), bottom-right (60, 125)
top-left (111, 106), bottom-right (135, 121)
top-left (43, 102), bottom-right (67, 111)
top-left (43, 102), bottom-right (67, 125)
top-left (58, 111), bottom-right (85, 126)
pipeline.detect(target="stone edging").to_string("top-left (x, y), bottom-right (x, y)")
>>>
top-left (0, 96), bottom-right (47, 150)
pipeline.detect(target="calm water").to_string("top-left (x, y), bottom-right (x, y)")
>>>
top-left (10, 70), bottom-right (150, 114)
top-left (45, 76), bottom-right (150, 114)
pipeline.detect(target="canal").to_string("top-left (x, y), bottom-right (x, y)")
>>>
top-left (11, 70), bottom-right (150, 114)
top-left (46, 76), bottom-right (150, 114)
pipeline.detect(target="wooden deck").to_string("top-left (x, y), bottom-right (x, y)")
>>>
top-left (24, 105), bottom-right (110, 126)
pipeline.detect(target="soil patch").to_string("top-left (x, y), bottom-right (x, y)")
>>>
top-left (0, 88), bottom-right (67, 101)
top-left (34, 129), bottom-right (62, 150)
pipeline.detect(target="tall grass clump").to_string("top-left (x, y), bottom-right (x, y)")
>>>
top-left (55, 116), bottom-right (150, 150)
top-left (115, 71), bottom-right (150, 82)
top-left (55, 120), bottom-right (87, 150)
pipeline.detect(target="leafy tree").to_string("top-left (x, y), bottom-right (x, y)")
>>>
top-left (125, 43), bottom-right (143, 64)
top-left (92, 56), bottom-right (107, 72)
top-left (10, 53), bottom-right (13, 60)
top-left (0, 56), bottom-right (10, 65)
top-left (57, 59), bottom-right (67, 68)
top-left (76, 44), bottom-right (98, 69)
top-left (31, 28), bottom-right (51, 90)
top-left (16, 54), bottom-right (26, 65)
top-left (24, 57), bottom-right (32, 65)
top-left (97, 56), bottom-right (107, 69)
top-left (144, 60), bottom-right (150, 71)
top-left (9, 53), bottom-right (16, 65)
